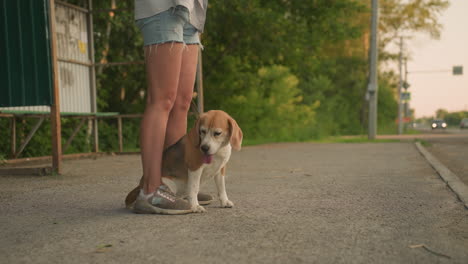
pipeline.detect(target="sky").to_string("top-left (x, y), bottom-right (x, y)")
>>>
top-left (405, 0), bottom-right (468, 118)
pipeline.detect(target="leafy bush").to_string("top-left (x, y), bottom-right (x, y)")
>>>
top-left (220, 65), bottom-right (317, 142)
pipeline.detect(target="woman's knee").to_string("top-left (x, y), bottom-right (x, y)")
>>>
top-left (146, 92), bottom-right (177, 112)
top-left (173, 93), bottom-right (193, 113)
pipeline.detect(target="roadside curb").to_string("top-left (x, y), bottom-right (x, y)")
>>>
top-left (415, 141), bottom-right (468, 209)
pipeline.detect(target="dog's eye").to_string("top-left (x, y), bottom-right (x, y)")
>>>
top-left (214, 131), bottom-right (222, 136)
top-left (200, 129), bottom-right (206, 135)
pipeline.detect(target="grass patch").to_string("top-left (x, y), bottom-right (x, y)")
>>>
top-left (405, 129), bottom-right (422, 135)
top-left (121, 131), bottom-right (407, 151)
top-left (312, 136), bottom-right (399, 143)
top-left (414, 138), bottom-right (432, 147)
top-left (242, 137), bottom-right (304, 146)
top-left (242, 135), bottom-right (400, 146)
top-left (122, 147), bottom-right (141, 153)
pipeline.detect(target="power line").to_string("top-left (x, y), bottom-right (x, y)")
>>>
top-left (408, 69), bottom-right (452, 74)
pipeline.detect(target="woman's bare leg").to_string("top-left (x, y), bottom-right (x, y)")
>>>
top-left (164, 45), bottom-right (200, 148)
top-left (140, 42), bottom-right (184, 195)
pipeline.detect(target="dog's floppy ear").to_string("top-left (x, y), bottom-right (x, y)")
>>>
top-left (228, 116), bottom-right (243, 151)
top-left (188, 114), bottom-right (201, 147)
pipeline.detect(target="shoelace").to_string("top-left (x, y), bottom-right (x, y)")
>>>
top-left (156, 185), bottom-right (176, 202)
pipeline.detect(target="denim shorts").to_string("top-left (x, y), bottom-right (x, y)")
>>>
top-left (135, 6), bottom-right (201, 46)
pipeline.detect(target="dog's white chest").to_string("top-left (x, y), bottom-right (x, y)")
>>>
top-left (200, 145), bottom-right (231, 181)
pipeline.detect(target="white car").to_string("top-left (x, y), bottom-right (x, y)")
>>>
top-left (431, 119), bottom-right (447, 129)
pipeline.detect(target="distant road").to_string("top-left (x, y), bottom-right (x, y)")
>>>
top-left (416, 127), bottom-right (468, 135)
top-left (377, 127), bottom-right (468, 140)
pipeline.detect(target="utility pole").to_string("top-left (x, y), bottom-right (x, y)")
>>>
top-left (368, 0), bottom-right (379, 140)
top-left (398, 37), bottom-right (404, 135)
top-left (404, 57), bottom-right (409, 117)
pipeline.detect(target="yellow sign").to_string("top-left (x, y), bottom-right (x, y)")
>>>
top-left (78, 40), bottom-right (87, 54)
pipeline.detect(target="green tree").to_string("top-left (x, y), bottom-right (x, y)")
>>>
top-left (436, 108), bottom-right (449, 119)
top-left (379, 0), bottom-right (449, 60)
top-left (222, 65), bottom-right (317, 141)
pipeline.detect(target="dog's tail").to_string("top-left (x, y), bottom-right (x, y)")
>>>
top-left (124, 186), bottom-right (140, 209)
top-left (124, 176), bottom-right (144, 209)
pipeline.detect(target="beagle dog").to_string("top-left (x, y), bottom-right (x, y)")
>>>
top-left (125, 110), bottom-right (243, 213)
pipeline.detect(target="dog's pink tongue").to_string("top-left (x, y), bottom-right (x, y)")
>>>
top-left (203, 155), bottom-right (213, 164)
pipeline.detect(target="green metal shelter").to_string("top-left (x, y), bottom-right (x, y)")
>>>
top-left (1, 0), bottom-right (53, 107)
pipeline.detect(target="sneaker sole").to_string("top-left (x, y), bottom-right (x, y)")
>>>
top-left (198, 200), bottom-right (213, 205)
top-left (127, 201), bottom-right (200, 211)
top-left (133, 207), bottom-right (193, 215)
top-left (133, 200), bottom-right (193, 215)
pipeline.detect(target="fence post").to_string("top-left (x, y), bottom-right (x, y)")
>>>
top-left (87, 0), bottom-right (99, 153)
top-left (118, 116), bottom-right (123, 152)
top-left (10, 117), bottom-right (16, 158)
top-left (49, 0), bottom-right (63, 174)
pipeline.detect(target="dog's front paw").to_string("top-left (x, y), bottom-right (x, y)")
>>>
top-left (220, 199), bottom-right (234, 208)
top-left (192, 205), bottom-right (207, 213)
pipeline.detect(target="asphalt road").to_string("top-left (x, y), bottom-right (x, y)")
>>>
top-left (1, 142), bottom-right (467, 263)
top-left (423, 129), bottom-right (468, 187)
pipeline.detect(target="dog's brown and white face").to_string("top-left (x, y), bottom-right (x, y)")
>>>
top-left (189, 110), bottom-right (243, 164)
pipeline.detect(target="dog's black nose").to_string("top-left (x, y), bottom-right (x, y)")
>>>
top-left (201, 145), bottom-right (210, 153)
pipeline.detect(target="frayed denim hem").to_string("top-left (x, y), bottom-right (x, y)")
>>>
top-left (143, 41), bottom-right (203, 58)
